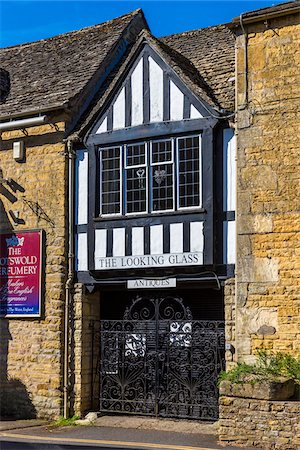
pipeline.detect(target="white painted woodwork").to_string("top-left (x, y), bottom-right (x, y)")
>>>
top-left (170, 223), bottom-right (183, 253)
top-left (190, 104), bottom-right (203, 119)
top-left (113, 228), bottom-right (126, 257)
top-left (190, 222), bottom-right (204, 254)
top-left (132, 227), bottom-right (144, 256)
top-left (223, 128), bottom-right (236, 212)
top-left (96, 116), bottom-right (107, 134)
top-left (75, 150), bottom-right (88, 225)
top-left (113, 87), bottom-right (125, 130)
top-left (150, 225), bottom-right (163, 255)
top-left (77, 233), bottom-right (88, 271)
top-left (95, 229), bottom-right (107, 258)
top-left (149, 56), bottom-right (163, 122)
top-left (131, 58), bottom-right (144, 126)
top-left (170, 80), bottom-right (184, 121)
top-left (224, 221), bottom-right (236, 264)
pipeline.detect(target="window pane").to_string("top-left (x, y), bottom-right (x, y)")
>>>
top-left (152, 140), bottom-right (172, 164)
top-left (126, 143), bottom-right (146, 167)
top-left (126, 167), bottom-right (147, 213)
top-left (101, 147), bottom-right (121, 215)
top-left (178, 136), bottom-right (201, 208)
top-left (152, 164), bottom-right (173, 211)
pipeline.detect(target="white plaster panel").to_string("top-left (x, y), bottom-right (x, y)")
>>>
top-left (170, 81), bottom-right (184, 121)
top-left (223, 128), bottom-right (236, 212)
top-left (150, 225), bottom-right (163, 255)
top-left (224, 221), bottom-right (236, 264)
top-left (149, 56), bottom-right (163, 123)
top-left (75, 150), bottom-right (88, 225)
top-left (190, 104), bottom-right (203, 119)
top-left (113, 228), bottom-right (126, 257)
top-left (170, 223), bottom-right (183, 253)
top-left (77, 233), bottom-right (88, 271)
top-left (190, 222), bottom-right (204, 253)
top-left (95, 229), bottom-right (107, 258)
top-left (113, 87), bottom-right (125, 130)
top-left (132, 227), bottom-right (144, 256)
top-left (131, 58), bottom-right (143, 126)
top-left (96, 116), bottom-right (107, 134)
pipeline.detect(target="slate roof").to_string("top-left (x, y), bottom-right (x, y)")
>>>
top-left (160, 25), bottom-right (235, 112)
top-left (0, 10), bottom-right (146, 119)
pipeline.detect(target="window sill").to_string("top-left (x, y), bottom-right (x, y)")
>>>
top-left (94, 208), bottom-right (207, 222)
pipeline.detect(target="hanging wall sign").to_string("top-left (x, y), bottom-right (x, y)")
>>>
top-left (0, 230), bottom-right (43, 318)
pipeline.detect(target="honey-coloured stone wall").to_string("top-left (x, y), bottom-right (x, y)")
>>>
top-left (235, 13), bottom-right (300, 363)
top-left (0, 118), bottom-right (68, 419)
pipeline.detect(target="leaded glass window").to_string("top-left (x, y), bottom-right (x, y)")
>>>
top-left (151, 140), bottom-right (174, 212)
top-left (125, 143), bottom-right (147, 214)
top-left (100, 146), bottom-right (121, 215)
top-left (99, 135), bottom-right (201, 216)
top-left (177, 136), bottom-right (201, 209)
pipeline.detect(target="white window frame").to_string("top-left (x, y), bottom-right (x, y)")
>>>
top-left (176, 134), bottom-right (202, 211)
top-left (124, 142), bottom-right (148, 216)
top-left (150, 138), bottom-right (175, 214)
top-left (99, 145), bottom-right (123, 217)
top-left (99, 134), bottom-right (202, 217)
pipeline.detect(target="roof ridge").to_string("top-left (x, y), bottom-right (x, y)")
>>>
top-left (0, 9), bottom-right (142, 51)
top-left (159, 23), bottom-right (227, 40)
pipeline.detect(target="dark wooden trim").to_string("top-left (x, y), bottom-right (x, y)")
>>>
top-left (107, 107), bottom-right (113, 132)
top-left (76, 264), bottom-right (233, 286)
top-left (223, 211), bottom-right (236, 221)
top-left (106, 229), bottom-right (113, 258)
top-left (202, 127), bottom-right (214, 265)
top-left (143, 52), bottom-right (150, 124)
top-left (183, 96), bottom-right (190, 120)
top-left (87, 117), bottom-right (217, 146)
top-left (76, 224), bottom-right (88, 233)
top-left (94, 212), bottom-right (207, 229)
top-left (125, 225), bottom-right (132, 256)
top-left (87, 145), bottom-right (97, 270)
top-left (163, 223), bottom-right (170, 253)
top-left (183, 221), bottom-right (190, 252)
top-left (125, 79), bottom-right (132, 128)
top-left (163, 73), bottom-right (170, 121)
top-left (144, 226), bottom-right (150, 255)
top-left (146, 44), bottom-right (219, 119)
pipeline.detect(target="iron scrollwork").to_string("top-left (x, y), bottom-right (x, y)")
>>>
top-left (99, 296), bottom-right (225, 420)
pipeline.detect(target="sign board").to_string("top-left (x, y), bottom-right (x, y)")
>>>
top-left (95, 252), bottom-right (203, 270)
top-left (127, 278), bottom-right (176, 289)
top-left (0, 230), bottom-right (43, 317)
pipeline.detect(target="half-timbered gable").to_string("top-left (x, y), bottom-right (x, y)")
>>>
top-left (75, 30), bottom-right (236, 281)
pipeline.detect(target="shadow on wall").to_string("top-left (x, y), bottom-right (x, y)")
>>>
top-left (0, 198), bottom-right (36, 419)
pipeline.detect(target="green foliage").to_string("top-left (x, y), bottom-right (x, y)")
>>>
top-left (51, 415), bottom-right (80, 427)
top-left (219, 351), bottom-right (300, 385)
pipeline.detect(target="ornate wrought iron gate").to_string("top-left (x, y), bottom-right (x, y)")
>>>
top-left (99, 295), bottom-right (225, 420)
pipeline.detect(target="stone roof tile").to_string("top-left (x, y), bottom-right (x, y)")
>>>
top-left (0, 10), bottom-right (146, 118)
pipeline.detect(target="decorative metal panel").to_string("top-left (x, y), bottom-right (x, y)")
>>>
top-left (99, 296), bottom-right (225, 420)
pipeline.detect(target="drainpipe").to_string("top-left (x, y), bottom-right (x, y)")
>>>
top-left (63, 139), bottom-right (75, 418)
top-left (0, 115), bottom-right (47, 131)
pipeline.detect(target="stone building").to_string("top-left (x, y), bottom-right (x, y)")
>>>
top-left (0, 0), bottom-right (299, 430)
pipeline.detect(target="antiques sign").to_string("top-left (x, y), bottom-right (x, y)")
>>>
top-left (95, 252), bottom-right (203, 270)
top-left (127, 278), bottom-right (176, 289)
top-left (0, 230), bottom-right (43, 317)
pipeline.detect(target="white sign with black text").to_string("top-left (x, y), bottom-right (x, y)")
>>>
top-left (127, 278), bottom-right (176, 289)
top-left (95, 252), bottom-right (203, 270)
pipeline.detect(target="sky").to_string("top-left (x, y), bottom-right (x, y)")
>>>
top-left (0, 0), bottom-right (285, 48)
